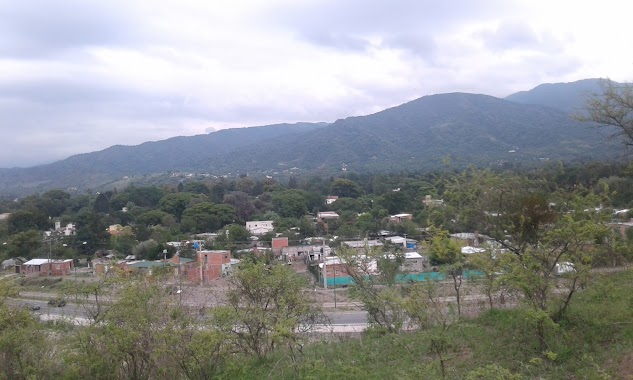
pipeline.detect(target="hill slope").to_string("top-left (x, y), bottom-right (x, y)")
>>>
top-left (0, 89), bottom-right (623, 195)
top-left (205, 92), bottom-right (620, 173)
top-left (505, 78), bottom-right (605, 113)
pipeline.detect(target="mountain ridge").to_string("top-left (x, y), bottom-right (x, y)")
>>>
top-left (0, 79), bottom-right (623, 195)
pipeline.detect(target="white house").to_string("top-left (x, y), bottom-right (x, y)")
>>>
top-left (246, 220), bottom-right (274, 235)
top-left (325, 196), bottom-right (339, 205)
top-left (317, 211), bottom-right (340, 220)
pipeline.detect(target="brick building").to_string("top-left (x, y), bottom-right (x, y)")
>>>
top-left (187, 250), bottom-right (232, 284)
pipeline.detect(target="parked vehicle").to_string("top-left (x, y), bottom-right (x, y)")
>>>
top-left (22, 303), bottom-right (41, 311)
top-left (47, 298), bottom-right (66, 307)
top-left (555, 262), bottom-right (575, 275)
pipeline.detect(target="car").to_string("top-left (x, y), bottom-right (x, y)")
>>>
top-left (22, 303), bottom-right (41, 311)
top-left (47, 298), bottom-right (66, 307)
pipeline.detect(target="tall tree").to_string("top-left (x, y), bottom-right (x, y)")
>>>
top-left (581, 79), bottom-right (633, 149)
top-left (213, 261), bottom-right (327, 359)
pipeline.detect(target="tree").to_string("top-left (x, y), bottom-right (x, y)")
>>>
top-left (212, 261), bottom-right (327, 359)
top-left (137, 210), bottom-right (173, 227)
top-left (337, 245), bottom-right (409, 333)
top-left (7, 210), bottom-right (48, 234)
top-left (181, 202), bottom-right (236, 233)
top-left (581, 79), bottom-right (633, 149)
top-left (223, 191), bottom-right (257, 222)
top-left (271, 190), bottom-right (308, 218)
top-left (5, 230), bottom-right (41, 259)
top-left (65, 278), bottom-right (211, 379)
top-left (158, 193), bottom-right (196, 221)
top-left (426, 227), bottom-right (466, 317)
top-left (183, 182), bottom-right (210, 196)
top-left (0, 303), bottom-right (63, 379)
top-left (329, 178), bottom-right (363, 198)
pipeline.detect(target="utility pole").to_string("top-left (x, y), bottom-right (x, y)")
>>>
top-left (48, 238), bottom-right (52, 277)
top-left (322, 238), bottom-right (327, 289)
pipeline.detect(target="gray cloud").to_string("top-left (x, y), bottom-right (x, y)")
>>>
top-left (478, 21), bottom-right (563, 53)
top-left (268, 0), bottom-right (512, 49)
top-left (0, 0), bottom-right (624, 168)
top-left (0, 1), bottom-right (141, 58)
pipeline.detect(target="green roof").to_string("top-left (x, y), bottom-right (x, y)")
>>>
top-left (129, 261), bottom-right (170, 269)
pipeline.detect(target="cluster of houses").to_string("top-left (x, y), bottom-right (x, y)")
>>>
top-left (90, 249), bottom-right (240, 285)
top-left (1, 192), bottom-right (500, 288)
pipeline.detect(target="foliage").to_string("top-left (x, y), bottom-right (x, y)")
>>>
top-left (580, 78), bottom-right (633, 149)
top-left (271, 190), bottom-right (309, 218)
top-left (180, 202), bottom-right (236, 233)
top-left (212, 261), bottom-right (328, 359)
top-left (329, 178), bottom-right (363, 198)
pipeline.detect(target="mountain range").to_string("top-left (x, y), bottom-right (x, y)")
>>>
top-left (0, 78), bottom-right (623, 196)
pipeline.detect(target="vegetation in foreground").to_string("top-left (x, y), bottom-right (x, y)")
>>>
top-left (1, 265), bottom-right (633, 379)
top-left (219, 269), bottom-right (633, 379)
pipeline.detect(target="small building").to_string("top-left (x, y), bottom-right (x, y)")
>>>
top-left (384, 236), bottom-right (417, 249)
top-left (281, 245), bottom-right (312, 261)
top-left (401, 252), bottom-right (428, 273)
top-left (188, 250), bottom-right (233, 284)
top-left (389, 213), bottom-right (413, 223)
top-left (450, 232), bottom-right (492, 247)
top-left (318, 256), bottom-right (351, 287)
top-left (272, 237), bottom-right (289, 255)
top-left (127, 260), bottom-right (171, 275)
top-left (423, 195), bottom-right (444, 208)
top-left (107, 224), bottom-right (132, 236)
top-left (20, 258), bottom-right (74, 277)
top-left (342, 239), bottom-right (383, 249)
top-left (325, 196), bottom-right (339, 205)
top-left (246, 220), bottom-right (274, 236)
top-left (317, 211), bottom-right (340, 221)
top-left (1, 257), bottom-right (26, 272)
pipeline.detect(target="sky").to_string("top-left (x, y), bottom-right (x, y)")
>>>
top-left (1, 0), bottom-right (632, 168)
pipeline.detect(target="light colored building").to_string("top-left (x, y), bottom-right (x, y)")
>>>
top-left (325, 196), bottom-right (339, 205)
top-left (342, 239), bottom-right (383, 249)
top-left (246, 220), bottom-right (274, 235)
top-left (20, 258), bottom-right (74, 277)
top-left (401, 252), bottom-right (428, 273)
top-left (317, 211), bottom-right (340, 220)
top-left (389, 213), bottom-right (413, 223)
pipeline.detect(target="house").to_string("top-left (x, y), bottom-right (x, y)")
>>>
top-left (384, 236), bottom-right (417, 249)
top-left (272, 237), bottom-right (289, 255)
top-left (389, 213), bottom-right (413, 223)
top-left (20, 258), bottom-right (74, 277)
top-left (127, 260), bottom-right (171, 275)
top-left (0, 213), bottom-right (10, 221)
top-left (423, 195), bottom-right (444, 208)
top-left (325, 196), bottom-right (339, 205)
top-left (342, 239), bottom-right (383, 249)
top-left (318, 256), bottom-right (351, 287)
top-left (246, 220), bottom-right (274, 235)
top-left (107, 224), bottom-right (132, 236)
top-left (188, 250), bottom-right (233, 284)
top-left (461, 246), bottom-right (487, 254)
top-left (44, 221), bottom-right (77, 238)
top-left (280, 245), bottom-right (313, 261)
top-left (450, 232), bottom-right (492, 247)
top-left (1, 257), bottom-right (26, 272)
top-left (317, 211), bottom-right (339, 221)
top-left (302, 245), bottom-right (331, 263)
top-left (401, 252), bottom-right (428, 273)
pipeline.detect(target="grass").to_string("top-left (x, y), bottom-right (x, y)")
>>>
top-left (217, 269), bottom-right (633, 379)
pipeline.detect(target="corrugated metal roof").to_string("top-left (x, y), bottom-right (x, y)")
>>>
top-left (23, 259), bottom-right (49, 266)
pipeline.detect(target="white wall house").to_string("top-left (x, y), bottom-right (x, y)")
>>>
top-left (246, 220), bottom-right (274, 235)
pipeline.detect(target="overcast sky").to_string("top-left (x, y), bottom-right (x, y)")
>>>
top-left (1, 0), bottom-right (631, 168)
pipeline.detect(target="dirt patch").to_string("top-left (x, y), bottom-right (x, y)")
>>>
top-left (617, 352), bottom-right (633, 379)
